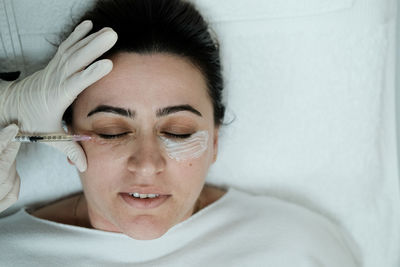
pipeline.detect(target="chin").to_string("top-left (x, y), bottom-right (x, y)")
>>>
top-left (125, 227), bottom-right (169, 240)
top-left (122, 215), bottom-right (171, 240)
top-left (127, 230), bottom-right (167, 240)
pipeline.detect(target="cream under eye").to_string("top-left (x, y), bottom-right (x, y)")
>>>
top-left (159, 130), bottom-right (209, 161)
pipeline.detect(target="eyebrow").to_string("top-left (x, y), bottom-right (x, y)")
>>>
top-left (87, 104), bottom-right (202, 119)
top-left (156, 104), bottom-right (202, 117)
top-left (87, 105), bottom-right (134, 118)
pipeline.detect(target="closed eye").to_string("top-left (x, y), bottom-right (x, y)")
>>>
top-left (97, 132), bottom-right (192, 140)
top-left (163, 132), bottom-right (192, 139)
top-left (98, 133), bottom-right (130, 139)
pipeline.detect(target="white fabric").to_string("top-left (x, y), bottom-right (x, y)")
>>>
top-left (0, 0), bottom-right (398, 266)
top-left (396, 1), bottom-right (400, 172)
top-left (0, 188), bottom-right (359, 267)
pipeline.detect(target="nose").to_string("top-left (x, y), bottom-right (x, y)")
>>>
top-left (127, 135), bottom-right (165, 177)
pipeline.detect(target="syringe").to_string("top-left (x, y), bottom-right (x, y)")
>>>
top-left (13, 134), bottom-right (92, 143)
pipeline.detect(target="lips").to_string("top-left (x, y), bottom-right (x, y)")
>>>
top-left (121, 187), bottom-right (169, 196)
top-left (119, 193), bottom-right (171, 209)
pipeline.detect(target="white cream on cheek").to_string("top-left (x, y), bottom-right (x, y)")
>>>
top-left (159, 130), bottom-right (209, 161)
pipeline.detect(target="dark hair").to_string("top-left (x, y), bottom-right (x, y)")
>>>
top-left (63, 0), bottom-right (225, 126)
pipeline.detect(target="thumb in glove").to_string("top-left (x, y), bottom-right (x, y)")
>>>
top-left (0, 124), bottom-right (21, 212)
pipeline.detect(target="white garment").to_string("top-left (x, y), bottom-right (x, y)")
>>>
top-left (0, 188), bottom-right (359, 267)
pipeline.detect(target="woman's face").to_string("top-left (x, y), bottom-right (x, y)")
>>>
top-left (71, 52), bottom-right (219, 240)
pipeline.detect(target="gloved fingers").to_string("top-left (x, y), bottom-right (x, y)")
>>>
top-left (0, 161), bottom-right (19, 201)
top-left (0, 127), bottom-right (20, 203)
top-left (60, 27), bottom-right (109, 73)
top-left (62, 59), bottom-right (113, 105)
top-left (0, 124), bottom-right (26, 211)
top-left (65, 27), bottom-right (112, 65)
top-left (47, 142), bottom-right (87, 172)
top-left (0, 142), bottom-right (20, 176)
top-left (57, 20), bottom-right (93, 55)
top-left (0, 165), bottom-right (20, 213)
top-left (65, 28), bottom-right (117, 76)
top-left (0, 124), bottom-right (19, 155)
top-left (0, 124), bottom-right (20, 156)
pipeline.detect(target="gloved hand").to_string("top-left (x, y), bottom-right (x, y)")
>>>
top-left (0, 124), bottom-right (21, 213)
top-left (0, 20), bottom-right (118, 172)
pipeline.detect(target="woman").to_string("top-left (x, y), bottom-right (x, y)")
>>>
top-left (0, 0), bottom-right (359, 266)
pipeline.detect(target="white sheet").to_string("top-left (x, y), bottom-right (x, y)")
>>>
top-left (0, 0), bottom-right (399, 266)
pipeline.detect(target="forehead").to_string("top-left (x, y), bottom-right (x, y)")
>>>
top-left (75, 52), bottom-right (211, 115)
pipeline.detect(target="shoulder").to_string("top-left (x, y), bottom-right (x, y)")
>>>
top-left (221, 188), bottom-right (360, 267)
top-left (29, 194), bottom-right (80, 225)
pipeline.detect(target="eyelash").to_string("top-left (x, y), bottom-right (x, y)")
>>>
top-left (97, 132), bottom-right (192, 140)
top-left (163, 132), bottom-right (192, 139)
top-left (98, 133), bottom-right (129, 139)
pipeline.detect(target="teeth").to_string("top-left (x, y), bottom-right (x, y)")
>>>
top-left (129, 193), bottom-right (160, 199)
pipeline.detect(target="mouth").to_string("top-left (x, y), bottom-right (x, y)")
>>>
top-left (119, 192), bottom-right (171, 209)
top-left (129, 193), bottom-right (160, 199)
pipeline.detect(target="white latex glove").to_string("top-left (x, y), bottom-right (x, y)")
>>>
top-left (0, 124), bottom-right (21, 213)
top-left (0, 20), bottom-right (118, 172)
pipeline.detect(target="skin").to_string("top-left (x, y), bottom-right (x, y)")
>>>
top-left (33, 52), bottom-right (224, 240)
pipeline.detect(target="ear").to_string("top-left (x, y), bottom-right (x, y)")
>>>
top-left (212, 127), bottom-right (219, 163)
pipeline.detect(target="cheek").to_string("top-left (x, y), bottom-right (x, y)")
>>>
top-left (79, 143), bottom-right (124, 193)
top-left (82, 141), bottom-right (127, 166)
top-left (167, 160), bottom-right (206, 211)
top-left (168, 150), bottom-right (212, 193)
